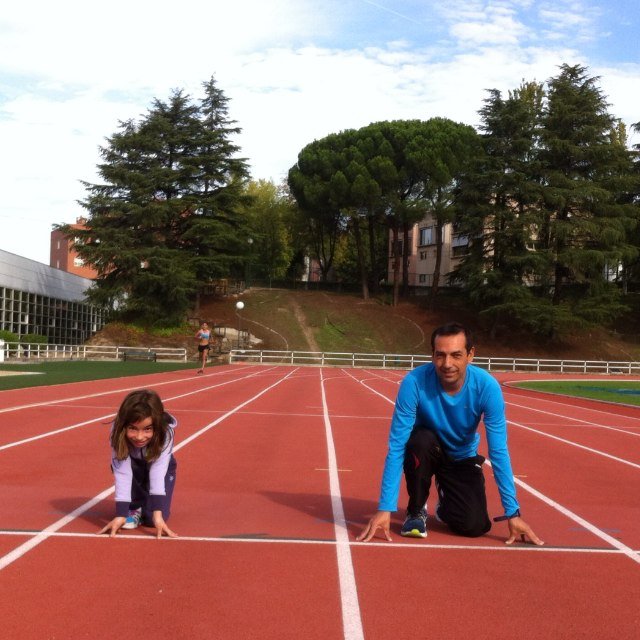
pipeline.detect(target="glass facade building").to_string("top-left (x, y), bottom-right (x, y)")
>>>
top-left (0, 249), bottom-right (106, 345)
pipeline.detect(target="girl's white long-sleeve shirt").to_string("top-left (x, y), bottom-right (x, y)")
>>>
top-left (111, 414), bottom-right (177, 516)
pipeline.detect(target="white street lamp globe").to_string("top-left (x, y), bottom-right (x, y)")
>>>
top-left (236, 301), bottom-right (245, 310)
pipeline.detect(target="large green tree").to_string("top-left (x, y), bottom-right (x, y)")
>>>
top-left (538, 64), bottom-right (637, 323)
top-left (455, 64), bottom-right (637, 338)
top-left (239, 179), bottom-right (295, 286)
top-left (288, 119), bottom-right (480, 304)
top-left (454, 82), bottom-right (550, 335)
top-left (624, 122), bottom-right (640, 290)
top-left (289, 125), bottom-right (401, 300)
top-left (287, 134), bottom-right (350, 283)
top-left (57, 77), bottom-right (249, 324)
top-left (397, 117), bottom-right (482, 303)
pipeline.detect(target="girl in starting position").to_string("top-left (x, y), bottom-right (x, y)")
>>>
top-left (98, 389), bottom-right (178, 539)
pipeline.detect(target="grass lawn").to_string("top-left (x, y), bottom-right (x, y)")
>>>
top-left (0, 360), bottom-right (200, 391)
top-left (511, 380), bottom-right (640, 407)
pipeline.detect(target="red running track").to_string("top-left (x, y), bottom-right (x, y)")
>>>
top-left (0, 364), bottom-right (638, 639)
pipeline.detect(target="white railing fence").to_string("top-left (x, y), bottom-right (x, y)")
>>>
top-left (229, 349), bottom-right (640, 375)
top-left (2, 342), bottom-right (638, 374)
top-left (0, 341), bottom-right (187, 362)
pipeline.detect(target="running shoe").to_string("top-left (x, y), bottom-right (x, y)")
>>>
top-left (401, 508), bottom-right (427, 538)
top-left (122, 507), bottom-right (142, 530)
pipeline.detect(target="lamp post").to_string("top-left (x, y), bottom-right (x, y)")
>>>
top-left (246, 237), bottom-right (253, 288)
top-left (235, 300), bottom-right (244, 349)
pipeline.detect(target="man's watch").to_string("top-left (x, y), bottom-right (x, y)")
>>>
top-left (493, 509), bottom-right (521, 522)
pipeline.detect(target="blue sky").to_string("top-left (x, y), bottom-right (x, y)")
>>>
top-left (1, 0), bottom-right (639, 264)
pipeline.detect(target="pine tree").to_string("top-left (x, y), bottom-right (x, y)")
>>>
top-left (454, 82), bottom-right (550, 335)
top-left (455, 65), bottom-right (637, 337)
top-left (538, 64), bottom-right (636, 324)
top-left (56, 77), bottom-right (249, 324)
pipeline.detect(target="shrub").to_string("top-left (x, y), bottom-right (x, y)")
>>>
top-left (151, 324), bottom-right (191, 337)
top-left (20, 333), bottom-right (48, 344)
top-left (0, 330), bottom-right (19, 342)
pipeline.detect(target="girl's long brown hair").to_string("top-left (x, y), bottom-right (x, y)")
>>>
top-left (111, 389), bottom-right (171, 462)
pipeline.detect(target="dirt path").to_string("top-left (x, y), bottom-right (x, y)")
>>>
top-left (290, 298), bottom-right (320, 352)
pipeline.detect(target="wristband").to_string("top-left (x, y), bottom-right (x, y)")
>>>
top-left (493, 509), bottom-right (521, 522)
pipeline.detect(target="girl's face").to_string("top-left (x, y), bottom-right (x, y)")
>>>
top-left (126, 416), bottom-right (154, 448)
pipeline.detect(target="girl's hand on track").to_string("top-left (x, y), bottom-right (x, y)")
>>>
top-left (152, 511), bottom-right (178, 539)
top-left (97, 517), bottom-right (127, 537)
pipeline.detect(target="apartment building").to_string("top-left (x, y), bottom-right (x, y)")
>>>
top-left (388, 214), bottom-right (469, 288)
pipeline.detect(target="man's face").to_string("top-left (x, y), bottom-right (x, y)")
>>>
top-left (432, 332), bottom-right (474, 394)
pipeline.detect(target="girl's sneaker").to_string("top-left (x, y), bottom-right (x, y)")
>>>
top-left (122, 507), bottom-right (142, 530)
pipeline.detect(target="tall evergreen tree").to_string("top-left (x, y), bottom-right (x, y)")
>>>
top-left (538, 64), bottom-right (636, 322)
top-left (56, 77), bottom-right (249, 324)
top-left (625, 122), bottom-right (640, 289)
top-left (456, 65), bottom-right (637, 337)
top-left (454, 82), bottom-right (550, 335)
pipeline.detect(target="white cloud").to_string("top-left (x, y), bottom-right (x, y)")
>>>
top-left (0, 0), bottom-right (639, 264)
top-left (450, 17), bottom-right (529, 47)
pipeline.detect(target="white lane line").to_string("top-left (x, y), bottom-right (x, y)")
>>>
top-left (0, 488), bottom-right (114, 571)
top-left (0, 367), bottom-right (298, 572)
top-left (0, 530), bottom-right (635, 554)
top-left (353, 369), bottom-right (402, 385)
top-left (493, 464), bottom-right (640, 566)
top-left (506, 399), bottom-right (640, 437)
top-left (507, 420), bottom-right (640, 470)
top-left (174, 366), bottom-right (297, 451)
top-left (341, 368), bottom-right (397, 404)
top-left (503, 386), bottom-right (640, 420)
top-left (0, 367), bottom-right (279, 452)
top-left (320, 367), bottom-right (364, 640)
top-left (0, 364), bottom-right (267, 415)
top-left (340, 371), bottom-right (640, 566)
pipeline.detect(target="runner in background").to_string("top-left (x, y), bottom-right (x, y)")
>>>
top-left (195, 321), bottom-right (211, 374)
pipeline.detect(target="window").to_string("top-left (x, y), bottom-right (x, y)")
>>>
top-left (418, 274), bottom-right (427, 283)
top-left (419, 227), bottom-right (434, 246)
top-left (451, 233), bottom-right (469, 258)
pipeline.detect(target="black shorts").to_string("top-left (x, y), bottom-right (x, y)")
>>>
top-left (198, 344), bottom-right (211, 353)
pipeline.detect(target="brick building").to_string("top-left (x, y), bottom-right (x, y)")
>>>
top-left (50, 216), bottom-right (98, 279)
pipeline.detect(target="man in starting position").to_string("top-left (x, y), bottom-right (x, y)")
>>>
top-left (358, 322), bottom-right (543, 545)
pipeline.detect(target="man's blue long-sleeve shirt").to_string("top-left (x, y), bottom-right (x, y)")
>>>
top-left (378, 363), bottom-right (519, 516)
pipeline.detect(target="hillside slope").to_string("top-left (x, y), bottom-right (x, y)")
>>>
top-left (193, 288), bottom-right (640, 362)
top-left (89, 288), bottom-right (640, 362)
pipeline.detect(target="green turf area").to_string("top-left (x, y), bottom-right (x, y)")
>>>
top-left (511, 380), bottom-right (640, 406)
top-left (0, 360), bottom-right (200, 391)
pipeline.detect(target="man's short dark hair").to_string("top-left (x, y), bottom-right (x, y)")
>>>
top-left (430, 322), bottom-right (474, 353)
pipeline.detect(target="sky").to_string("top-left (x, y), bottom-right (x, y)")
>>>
top-left (1, 0), bottom-right (639, 265)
